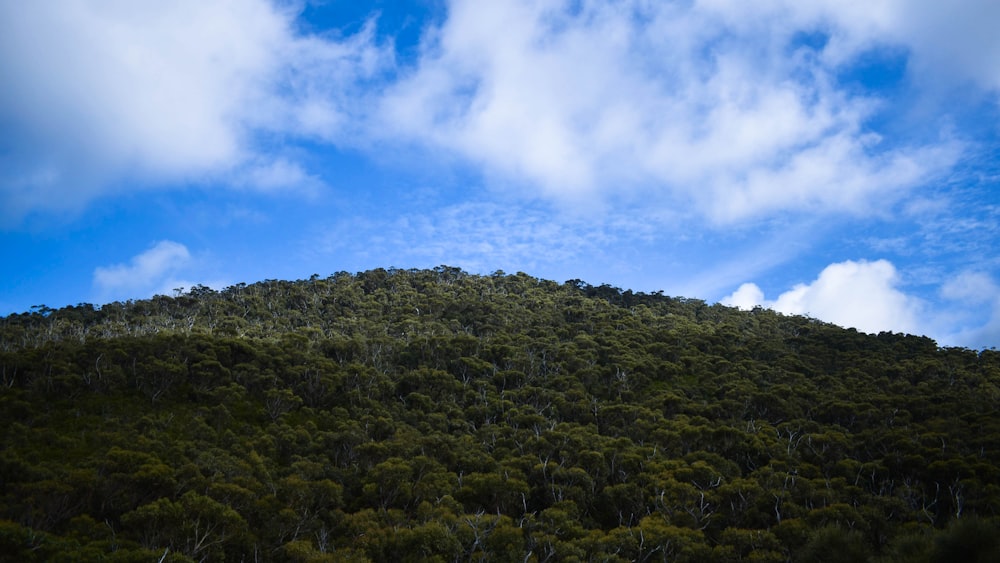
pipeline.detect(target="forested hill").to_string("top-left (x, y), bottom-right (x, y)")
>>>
top-left (2, 267), bottom-right (999, 562)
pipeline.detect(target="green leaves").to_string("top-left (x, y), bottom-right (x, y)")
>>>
top-left (2, 267), bottom-right (999, 560)
top-left (122, 491), bottom-right (248, 560)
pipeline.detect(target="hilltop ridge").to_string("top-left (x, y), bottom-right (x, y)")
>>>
top-left (1, 266), bottom-right (933, 350)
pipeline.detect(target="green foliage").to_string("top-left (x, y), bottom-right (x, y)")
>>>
top-left (1, 267), bottom-right (999, 561)
top-left (929, 517), bottom-right (1000, 563)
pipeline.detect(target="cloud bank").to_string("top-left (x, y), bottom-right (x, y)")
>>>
top-left (4, 0), bottom-right (994, 223)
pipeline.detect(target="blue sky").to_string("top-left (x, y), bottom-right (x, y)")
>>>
top-left (1, 0), bottom-right (999, 348)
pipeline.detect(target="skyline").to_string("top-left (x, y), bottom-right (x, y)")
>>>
top-left (1, 0), bottom-right (998, 348)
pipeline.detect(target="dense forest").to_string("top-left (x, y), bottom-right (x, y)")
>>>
top-left (1, 266), bottom-right (999, 562)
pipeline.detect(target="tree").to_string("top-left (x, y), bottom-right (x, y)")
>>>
top-left (122, 491), bottom-right (248, 561)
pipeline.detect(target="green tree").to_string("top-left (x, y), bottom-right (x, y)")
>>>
top-left (122, 491), bottom-right (248, 561)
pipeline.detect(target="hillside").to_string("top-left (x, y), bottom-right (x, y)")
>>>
top-left (1, 267), bottom-right (999, 561)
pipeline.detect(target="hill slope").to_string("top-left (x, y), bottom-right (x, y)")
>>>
top-left (1, 267), bottom-right (999, 561)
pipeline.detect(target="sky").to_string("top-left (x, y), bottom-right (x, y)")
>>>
top-left (1, 0), bottom-right (999, 349)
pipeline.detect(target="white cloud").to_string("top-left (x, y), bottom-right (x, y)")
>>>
top-left (0, 1), bottom-right (388, 219)
top-left (701, 0), bottom-right (1000, 92)
top-left (952, 310), bottom-right (1000, 350)
top-left (941, 271), bottom-right (997, 303)
top-left (316, 201), bottom-right (622, 272)
top-left (939, 271), bottom-right (1000, 349)
top-left (724, 283), bottom-right (767, 310)
top-left (722, 259), bottom-right (923, 335)
top-left (2, 0), bottom-right (995, 225)
top-left (93, 240), bottom-right (192, 301)
top-left (233, 158), bottom-right (326, 195)
top-left (814, 0), bottom-right (1000, 93)
top-left (724, 262), bottom-right (1000, 348)
top-left (379, 0), bottom-right (963, 222)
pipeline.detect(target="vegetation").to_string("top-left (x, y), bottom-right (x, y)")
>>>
top-left (1, 266), bottom-right (998, 561)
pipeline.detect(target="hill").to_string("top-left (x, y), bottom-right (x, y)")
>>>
top-left (1, 267), bottom-right (999, 561)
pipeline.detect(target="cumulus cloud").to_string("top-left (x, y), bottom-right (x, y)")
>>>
top-left (0, 0), bottom-right (388, 220)
top-left (93, 240), bottom-right (192, 301)
top-left (723, 261), bottom-right (1000, 348)
top-left (380, 0), bottom-right (964, 222)
top-left (722, 259), bottom-right (923, 335)
top-left (724, 283), bottom-right (767, 311)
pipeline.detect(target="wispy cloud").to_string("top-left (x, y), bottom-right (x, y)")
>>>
top-left (939, 270), bottom-right (1000, 349)
top-left (319, 201), bottom-right (610, 269)
top-left (92, 239), bottom-right (231, 304)
top-left (93, 241), bottom-right (192, 301)
top-left (232, 158), bottom-right (327, 196)
top-left (702, 0), bottom-right (1000, 94)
